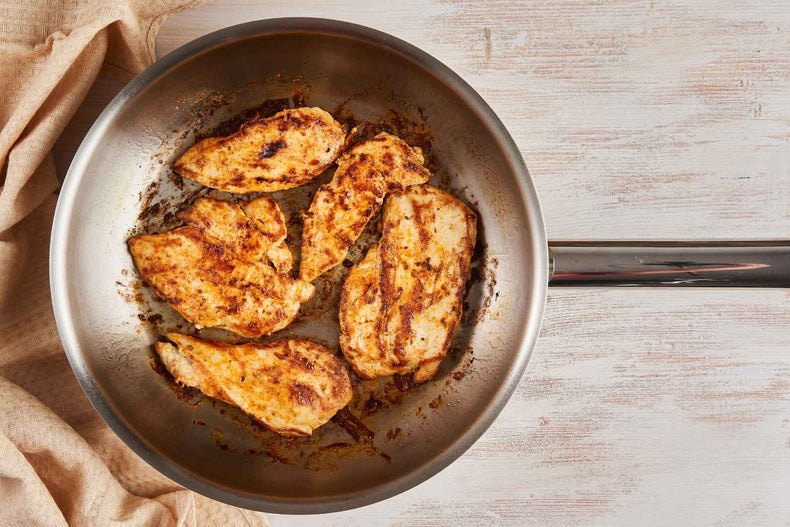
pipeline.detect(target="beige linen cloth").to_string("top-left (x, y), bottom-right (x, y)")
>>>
top-left (0, 1), bottom-right (269, 525)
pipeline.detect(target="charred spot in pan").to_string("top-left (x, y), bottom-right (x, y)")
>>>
top-left (195, 97), bottom-right (290, 141)
top-left (167, 170), bottom-right (185, 190)
top-left (363, 394), bottom-right (382, 413)
top-left (161, 210), bottom-right (179, 226)
top-left (344, 108), bottom-right (435, 169)
top-left (393, 372), bottom-right (416, 391)
top-left (386, 427), bottom-right (402, 440)
top-left (137, 313), bottom-right (164, 325)
top-left (332, 407), bottom-right (374, 442)
top-left (211, 428), bottom-right (231, 451)
top-left (148, 350), bottom-right (203, 408)
top-left (257, 97), bottom-right (292, 118)
top-left (137, 201), bottom-right (162, 222)
top-left (291, 89), bottom-right (308, 108)
top-left (467, 265), bottom-right (484, 288)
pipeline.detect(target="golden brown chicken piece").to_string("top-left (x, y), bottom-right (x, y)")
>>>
top-left (338, 245), bottom-right (389, 377)
top-left (241, 196), bottom-right (292, 273)
top-left (300, 132), bottom-right (431, 282)
top-left (128, 198), bottom-right (312, 338)
top-left (339, 184), bottom-right (477, 382)
top-left (173, 107), bottom-right (346, 193)
top-left (179, 196), bottom-right (292, 273)
top-left (156, 333), bottom-right (352, 436)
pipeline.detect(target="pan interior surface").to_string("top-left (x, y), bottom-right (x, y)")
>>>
top-left (51, 20), bottom-right (547, 513)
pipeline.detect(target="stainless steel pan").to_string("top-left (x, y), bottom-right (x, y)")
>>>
top-left (50, 18), bottom-right (790, 514)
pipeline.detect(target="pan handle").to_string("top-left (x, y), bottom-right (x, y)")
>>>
top-left (548, 241), bottom-right (790, 287)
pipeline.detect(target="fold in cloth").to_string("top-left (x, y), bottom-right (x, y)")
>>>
top-left (0, 1), bottom-right (268, 525)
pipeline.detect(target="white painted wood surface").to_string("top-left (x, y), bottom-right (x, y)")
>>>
top-left (58, 1), bottom-right (790, 525)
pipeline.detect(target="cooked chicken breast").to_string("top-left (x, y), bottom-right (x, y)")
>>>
top-left (339, 184), bottom-right (477, 382)
top-left (338, 245), bottom-right (390, 377)
top-left (241, 196), bottom-right (292, 273)
top-left (300, 132), bottom-right (431, 282)
top-left (179, 196), bottom-right (292, 273)
top-left (156, 333), bottom-right (352, 436)
top-left (173, 107), bottom-right (346, 193)
top-left (129, 198), bottom-right (313, 337)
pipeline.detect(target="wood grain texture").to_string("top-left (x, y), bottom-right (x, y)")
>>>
top-left (55, 1), bottom-right (790, 525)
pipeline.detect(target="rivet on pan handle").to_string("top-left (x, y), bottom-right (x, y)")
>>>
top-left (548, 241), bottom-right (790, 287)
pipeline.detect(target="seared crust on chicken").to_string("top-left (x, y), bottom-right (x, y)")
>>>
top-left (242, 196), bottom-right (292, 273)
top-left (128, 197), bottom-right (313, 337)
top-left (339, 184), bottom-right (477, 382)
top-left (178, 196), bottom-right (292, 273)
top-left (300, 132), bottom-right (431, 282)
top-left (156, 333), bottom-right (352, 436)
top-left (338, 245), bottom-right (389, 377)
top-left (173, 107), bottom-right (346, 193)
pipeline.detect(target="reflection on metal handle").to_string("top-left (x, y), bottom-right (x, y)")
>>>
top-left (549, 241), bottom-right (790, 287)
